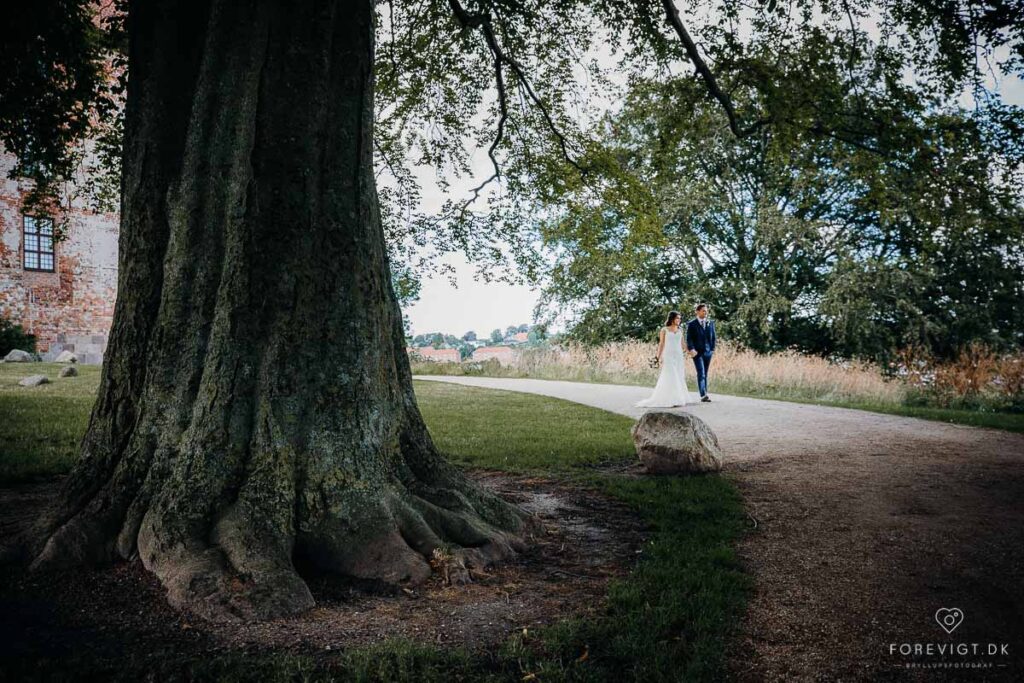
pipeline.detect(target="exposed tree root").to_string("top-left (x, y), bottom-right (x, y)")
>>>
top-left (31, 441), bottom-right (533, 622)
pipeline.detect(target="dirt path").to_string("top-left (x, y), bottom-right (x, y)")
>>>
top-left (414, 376), bottom-right (1024, 680)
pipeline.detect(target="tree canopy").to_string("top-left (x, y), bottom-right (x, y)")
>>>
top-left (535, 43), bottom-right (1024, 361)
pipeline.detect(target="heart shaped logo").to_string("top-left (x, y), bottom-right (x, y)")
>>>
top-left (935, 608), bottom-right (964, 634)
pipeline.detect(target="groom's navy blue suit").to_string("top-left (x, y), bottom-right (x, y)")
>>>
top-left (686, 317), bottom-right (716, 397)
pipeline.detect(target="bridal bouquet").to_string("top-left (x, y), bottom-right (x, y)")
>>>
top-left (648, 356), bottom-right (660, 369)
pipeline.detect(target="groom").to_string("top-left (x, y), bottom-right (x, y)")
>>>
top-left (685, 303), bottom-right (716, 402)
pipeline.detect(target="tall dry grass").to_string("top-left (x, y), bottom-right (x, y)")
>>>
top-left (894, 343), bottom-right (1024, 412)
top-left (413, 340), bottom-right (906, 405)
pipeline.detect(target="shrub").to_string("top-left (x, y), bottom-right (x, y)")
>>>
top-left (0, 316), bottom-right (36, 356)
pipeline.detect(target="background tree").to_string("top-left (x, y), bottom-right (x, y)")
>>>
top-left (535, 32), bottom-right (1024, 361)
top-left (820, 111), bottom-right (1024, 359)
top-left (1, 3), bottom-right (118, 213)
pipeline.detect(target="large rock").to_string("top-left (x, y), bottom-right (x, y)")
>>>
top-left (18, 374), bottom-right (50, 387)
top-left (631, 411), bottom-right (723, 474)
top-left (54, 350), bottom-right (78, 364)
top-left (3, 349), bottom-right (35, 363)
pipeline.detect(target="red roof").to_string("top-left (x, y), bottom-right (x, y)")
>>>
top-left (407, 347), bottom-right (460, 362)
top-left (471, 346), bottom-right (515, 360)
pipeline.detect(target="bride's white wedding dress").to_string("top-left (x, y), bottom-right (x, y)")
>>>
top-left (636, 327), bottom-right (693, 407)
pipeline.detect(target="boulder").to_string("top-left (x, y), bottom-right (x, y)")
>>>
top-left (18, 374), bottom-right (50, 387)
top-left (3, 349), bottom-right (35, 363)
top-left (59, 366), bottom-right (78, 378)
top-left (631, 410), bottom-right (723, 474)
top-left (55, 350), bottom-right (78, 364)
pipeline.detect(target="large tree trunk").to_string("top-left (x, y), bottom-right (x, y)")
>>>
top-left (30, 0), bottom-right (529, 622)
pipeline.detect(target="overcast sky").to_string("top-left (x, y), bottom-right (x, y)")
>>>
top-left (405, 252), bottom-right (538, 338)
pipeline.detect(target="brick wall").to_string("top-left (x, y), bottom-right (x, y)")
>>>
top-left (0, 152), bottom-right (119, 363)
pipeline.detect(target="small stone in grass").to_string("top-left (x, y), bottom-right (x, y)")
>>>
top-left (19, 374), bottom-right (50, 387)
top-left (59, 366), bottom-right (78, 378)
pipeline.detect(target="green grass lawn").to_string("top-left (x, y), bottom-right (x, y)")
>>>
top-left (417, 380), bottom-right (637, 471)
top-left (0, 362), bottom-right (102, 483)
top-left (1, 364), bottom-right (750, 681)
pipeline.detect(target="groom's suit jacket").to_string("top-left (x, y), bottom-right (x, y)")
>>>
top-left (686, 318), bottom-right (716, 354)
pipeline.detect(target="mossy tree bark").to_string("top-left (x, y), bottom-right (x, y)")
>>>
top-left (31, 0), bottom-right (528, 622)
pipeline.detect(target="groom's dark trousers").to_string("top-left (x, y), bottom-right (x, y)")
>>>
top-left (693, 353), bottom-right (712, 397)
top-left (686, 318), bottom-right (716, 397)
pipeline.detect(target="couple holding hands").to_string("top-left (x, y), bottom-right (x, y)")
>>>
top-left (636, 303), bottom-right (716, 408)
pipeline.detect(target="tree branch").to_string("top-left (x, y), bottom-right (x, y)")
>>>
top-left (660, 0), bottom-right (769, 138)
top-left (447, 0), bottom-right (587, 194)
top-left (466, 21), bottom-right (510, 204)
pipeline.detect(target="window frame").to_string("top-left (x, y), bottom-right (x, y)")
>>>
top-left (22, 215), bottom-right (56, 273)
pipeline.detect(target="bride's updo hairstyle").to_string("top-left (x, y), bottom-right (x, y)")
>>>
top-left (665, 311), bottom-right (681, 327)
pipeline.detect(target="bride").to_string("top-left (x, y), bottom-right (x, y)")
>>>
top-left (635, 311), bottom-right (694, 407)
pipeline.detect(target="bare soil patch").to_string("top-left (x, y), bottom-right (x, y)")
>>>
top-left (720, 414), bottom-right (1024, 682)
top-left (0, 471), bottom-right (645, 672)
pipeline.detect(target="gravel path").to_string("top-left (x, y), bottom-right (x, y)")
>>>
top-left (414, 375), bottom-right (1024, 681)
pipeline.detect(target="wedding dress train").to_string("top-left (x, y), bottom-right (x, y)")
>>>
top-left (636, 327), bottom-right (693, 407)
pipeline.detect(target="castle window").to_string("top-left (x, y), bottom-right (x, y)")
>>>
top-left (23, 216), bottom-right (55, 272)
